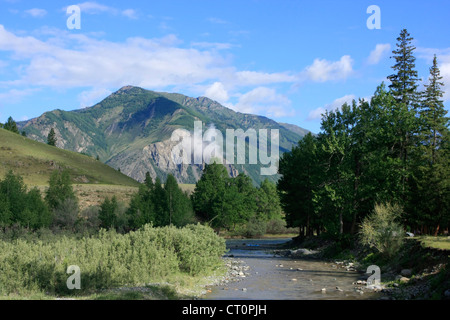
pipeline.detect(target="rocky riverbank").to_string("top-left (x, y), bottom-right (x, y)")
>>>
top-left (276, 237), bottom-right (450, 300)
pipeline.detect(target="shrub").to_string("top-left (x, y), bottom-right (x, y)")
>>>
top-left (359, 203), bottom-right (405, 258)
top-left (0, 224), bottom-right (226, 296)
top-left (52, 198), bottom-right (79, 231)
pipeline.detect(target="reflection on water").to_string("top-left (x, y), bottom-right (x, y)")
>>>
top-left (205, 238), bottom-right (381, 300)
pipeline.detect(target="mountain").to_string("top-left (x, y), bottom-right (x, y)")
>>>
top-left (0, 127), bottom-right (140, 187)
top-left (18, 86), bottom-right (309, 185)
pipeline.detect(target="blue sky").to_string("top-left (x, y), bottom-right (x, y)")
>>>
top-left (0, 0), bottom-right (449, 133)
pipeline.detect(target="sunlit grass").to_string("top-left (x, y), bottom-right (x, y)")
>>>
top-left (416, 236), bottom-right (450, 251)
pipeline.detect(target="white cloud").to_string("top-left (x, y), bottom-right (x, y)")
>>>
top-left (67, 2), bottom-right (138, 19)
top-left (308, 94), bottom-right (356, 120)
top-left (0, 88), bottom-right (40, 104)
top-left (204, 82), bottom-right (229, 104)
top-left (78, 87), bottom-right (112, 108)
top-left (191, 42), bottom-right (235, 50)
top-left (0, 25), bottom-right (306, 119)
top-left (25, 8), bottom-right (47, 18)
top-left (367, 43), bottom-right (391, 65)
top-left (303, 55), bottom-right (354, 82)
top-left (75, 2), bottom-right (116, 14)
top-left (440, 62), bottom-right (450, 101)
top-left (121, 9), bottom-right (138, 19)
top-left (231, 87), bottom-right (293, 118)
top-left (0, 25), bottom-right (299, 96)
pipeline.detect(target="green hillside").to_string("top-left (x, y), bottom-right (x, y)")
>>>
top-left (0, 128), bottom-right (141, 187)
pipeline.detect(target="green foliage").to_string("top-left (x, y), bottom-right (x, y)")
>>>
top-left (51, 198), bottom-right (79, 231)
top-left (388, 29), bottom-right (420, 106)
top-left (3, 116), bottom-right (19, 134)
top-left (99, 196), bottom-right (119, 230)
top-left (47, 128), bottom-right (57, 147)
top-left (127, 174), bottom-right (194, 229)
top-left (0, 171), bottom-right (51, 229)
top-left (164, 174), bottom-right (195, 227)
top-left (256, 179), bottom-right (282, 221)
top-left (359, 203), bottom-right (405, 258)
top-left (45, 170), bottom-right (78, 211)
top-left (193, 163), bottom-right (254, 231)
top-left (277, 29), bottom-right (449, 238)
top-left (0, 224), bottom-right (226, 296)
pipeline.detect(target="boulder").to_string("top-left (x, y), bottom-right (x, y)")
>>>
top-left (290, 248), bottom-right (318, 257)
top-left (401, 269), bottom-right (412, 277)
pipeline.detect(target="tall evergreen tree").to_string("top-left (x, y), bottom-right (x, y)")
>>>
top-left (152, 177), bottom-right (168, 227)
top-left (387, 29), bottom-right (420, 200)
top-left (388, 29), bottom-right (420, 107)
top-left (164, 174), bottom-right (194, 227)
top-left (410, 55), bottom-right (450, 234)
top-left (278, 133), bottom-right (321, 237)
top-left (47, 128), bottom-right (57, 146)
top-left (99, 196), bottom-right (119, 229)
top-left (419, 55), bottom-right (449, 163)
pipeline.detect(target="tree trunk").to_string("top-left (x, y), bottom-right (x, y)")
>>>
top-left (433, 224), bottom-right (440, 236)
top-left (339, 211), bottom-right (343, 235)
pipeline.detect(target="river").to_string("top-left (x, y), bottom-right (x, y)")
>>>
top-left (204, 238), bottom-right (381, 300)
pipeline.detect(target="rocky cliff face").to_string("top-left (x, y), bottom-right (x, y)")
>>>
top-left (18, 86), bottom-right (308, 185)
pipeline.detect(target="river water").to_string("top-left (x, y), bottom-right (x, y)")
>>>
top-left (205, 238), bottom-right (381, 300)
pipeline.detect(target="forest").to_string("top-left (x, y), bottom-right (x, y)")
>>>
top-left (278, 29), bottom-right (449, 239)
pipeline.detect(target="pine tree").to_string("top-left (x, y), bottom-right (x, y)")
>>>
top-left (99, 196), bottom-right (118, 229)
top-left (420, 55), bottom-right (449, 163)
top-left (387, 29), bottom-right (420, 200)
top-left (144, 172), bottom-right (153, 189)
top-left (164, 174), bottom-right (194, 227)
top-left (3, 117), bottom-right (19, 134)
top-left (47, 128), bottom-right (57, 146)
top-left (410, 55), bottom-right (450, 234)
top-left (152, 177), bottom-right (168, 226)
top-left (388, 29), bottom-right (420, 107)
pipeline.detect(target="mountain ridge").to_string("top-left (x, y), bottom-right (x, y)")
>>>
top-left (18, 86), bottom-right (310, 185)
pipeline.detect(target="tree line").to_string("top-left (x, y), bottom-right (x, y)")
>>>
top-left (0, 164), bottom-right (283, 235)
top-left (277, 29), bottom-right (449, 239)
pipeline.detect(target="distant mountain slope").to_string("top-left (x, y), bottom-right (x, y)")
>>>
top-left (0, 128), bottom-right (140, 187)
top-left (18, 86), bottom-right (309, 185)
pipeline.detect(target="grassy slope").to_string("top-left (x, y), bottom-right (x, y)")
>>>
top-left (0, 128), bottom-right (140, 187)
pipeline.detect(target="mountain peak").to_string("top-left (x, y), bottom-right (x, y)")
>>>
top-left (115, 85), bottom-right (144, 95)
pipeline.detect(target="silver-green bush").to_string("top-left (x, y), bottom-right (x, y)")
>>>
top-left (0, 223), bottom-right (226, 296)
top-left (359, 203), bottom-right (405, 257)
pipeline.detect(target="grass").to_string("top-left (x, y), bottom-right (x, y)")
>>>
top-left (416, 236), bottom-right (450, 251)
top-left (0, 128), bottom-right (140, 187)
